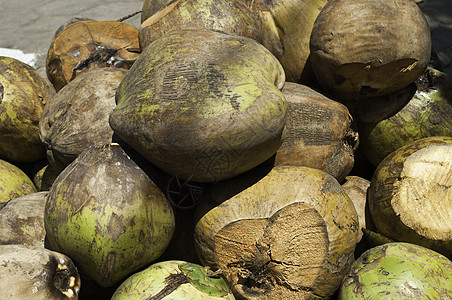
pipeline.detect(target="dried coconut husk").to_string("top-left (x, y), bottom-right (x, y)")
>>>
top-left (46, 19), bottom-right (140, 91)
top-left (110, 29), bottom-right (286, 183)
top-left (357, 67), bottom-right (452, 167)
top-left (195, 165), bottom-right (358, 299)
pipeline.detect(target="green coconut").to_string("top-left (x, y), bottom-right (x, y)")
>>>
top-left (0, 244), bottom-right (81, 299)
top-left (112, 260), bottom-right (235, 299)
top-left (339, 242), bottom-right (452, 299)
top-left (0, 158), bottom-right (37, 205)
top-left (44, 143), bottom-right (175, 287)
top-left (0, 56), bottom-right (56, 163)
top-left (358, 67), bottom-right (452, 167)
top-left (109, 29), bottom-right (286, 182)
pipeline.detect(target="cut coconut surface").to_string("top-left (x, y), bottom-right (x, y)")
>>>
top-left (195, 166), bottom-right (358, 299)
top-left (392, 143), bottom-right (452, 240)
top-left (369, 136), bottom-right (452, 259)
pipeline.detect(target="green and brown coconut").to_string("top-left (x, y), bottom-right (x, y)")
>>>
top-left (0, 56), bottom-right (55, 163)
top-left (357, 67), bottom-right (452, 167)
top-left (368, 136), bottom-right (452, 259)
top-left (44, 143), bottom-right (175, 287)
top-left (109, 29), bottom-right (287, 183)
top-left (0, 158), bottom-right (37, 205)
top-left (139, 0), bottom-right (263, 51)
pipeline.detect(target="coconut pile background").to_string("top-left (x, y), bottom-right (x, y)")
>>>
top-left (0, 0), bottom-right (450, 77)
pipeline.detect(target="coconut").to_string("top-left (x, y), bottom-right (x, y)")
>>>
top-left (0, 56), bottom-right (56, 163)
top-left (274, 82), bottom-right (358, 182)
top-left (368, 136), bottom-right (452, 259)
top-left (109, 29), bottom-right (286, 183)
top-left (111, 260), bottom-right (235, 299)
top-left (194, 165), bottom-right (358, 299)
top-left (244, 0), bottom-right (327, 83)
top-left (0, 244), bottom-right (80, 299)
top-left (39, 68), bottom-right (128, 172)
top-left (339, 242), bottom-right (452, 299)
top-left (46, 19), bottom-right (140, 91)
top-left (0, 158), bottom-right (37, 205)
top-left (0, 191), bottom-right (47, 247)
top-left (309, 0), bottom-right (431, 103)
top-left (357, 67), bottom-right (452, 167)
top-left (44, 143), bottom-right (175, 287)
top-left (139, 0), bottom-right (263, 50)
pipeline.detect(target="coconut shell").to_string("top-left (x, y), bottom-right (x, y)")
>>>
top-left (0, 158), bottom-right (37, 205)
top-left (310, 0), bottom-right (431, 102)
top-left (39, 68), bottom-right (128, 172)
top-left (339, 243), bottom-right (452, 299)
top-left (368, 136), bottom-right (452, 259)
top-left (358, 67), bottom-right (452, 167)
top-left (0, 57), bottom-right (56, 163)
top-left (194, 165), bottom-right (359, 299)
top-left (110, 29), bottom-right (286, 182)
top-left (274, 82), bottom-right (357, 182)
top-left (0, 191), bottom-right (47, 247)
top-left (44, 143), bottom-right (175, 287)
top-left (0, 244), bottom-right (80, 299)
top-left (46, 19), bottom-right (140, 91)
top-left (139, 0), bottom-right (263, 50)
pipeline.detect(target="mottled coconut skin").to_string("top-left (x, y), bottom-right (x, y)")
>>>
top-left (110, 29), bottom-right (287, 183)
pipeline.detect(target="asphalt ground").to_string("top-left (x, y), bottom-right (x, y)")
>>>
top-left (0, 0), bottom-right (450, 75)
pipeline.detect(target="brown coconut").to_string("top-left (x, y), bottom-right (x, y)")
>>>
top-left (39, 68), bottom-right (128, 172)
top-left (274, 82), bottom-right (358, 183)
top-left (195, 165), bottom-right (359, 299)
top-left (46, 19), bottom-right (140, 91)
top-left (139, 0), bottom-right (263, 50)
top-left (309, 0), bottom-right (431, 103)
